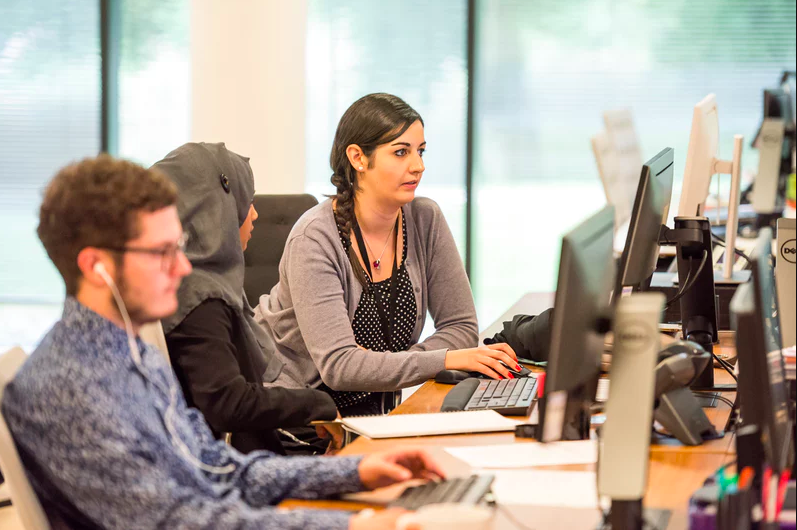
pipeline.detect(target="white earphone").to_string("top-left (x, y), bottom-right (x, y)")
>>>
top-left (93, 259), bottom-right (235, 475)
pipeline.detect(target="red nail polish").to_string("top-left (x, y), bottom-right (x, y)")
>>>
top-left (508, 373), bottom-right (515, 379)
top-left (515, 364), bottom-right (521, 371)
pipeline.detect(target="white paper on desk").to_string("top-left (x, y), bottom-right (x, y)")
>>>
top-left (341, 410), bottom-right (521, 439)
top-left (445, 439), bottom-right (598, 469)
top-left (482, 469), bottom-right (602, 508)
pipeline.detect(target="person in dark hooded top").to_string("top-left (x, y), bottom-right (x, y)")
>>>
top-left (155, 142), bottom-right (339, 455)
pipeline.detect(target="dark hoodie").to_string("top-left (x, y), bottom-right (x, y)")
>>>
top-left (155, 142), bottom-right (336, 455)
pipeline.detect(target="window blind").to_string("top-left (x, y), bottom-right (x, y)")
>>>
top-left (0, 0), bottom-right (100, 304)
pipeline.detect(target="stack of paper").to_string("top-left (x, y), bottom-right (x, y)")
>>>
top-left (486, 469), bottom-right (602, 508)
top-left (340, 410), bottom-right (521, 439)
top-left (444, 441), bottom-right (603, 508)
top-left (444, 439), bottom-right (598, 469)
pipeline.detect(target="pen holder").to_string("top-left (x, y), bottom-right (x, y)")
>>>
top-left (736, 425), bottom-right (765, 495)
top-left (716, 488), bottom-right (753, 530)
top-left (689, 482), bottom-right (757, 530)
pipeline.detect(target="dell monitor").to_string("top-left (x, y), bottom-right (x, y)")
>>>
top-left (679, 94), bottom-right (719, 218)
top-left (730, 228), bottom-right (793, 473)
top-left (614, 148), bottom-right (674, 300)
top-left (678, 93), bottom-right (746, 283)
top-left (604, 109), bottom-right (644, 224)
top-left (540, 205), bottom-right (615, 442)
top-left (752, 86), bottom-right (796, 221)
top-left (592, 129), bottom-right (632, 229)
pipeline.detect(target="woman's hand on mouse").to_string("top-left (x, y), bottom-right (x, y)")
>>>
top-left (444, 343), bottom-right (519, 379)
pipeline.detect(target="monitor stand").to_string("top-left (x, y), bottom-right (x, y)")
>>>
top-left (654, 387), bottom-right (723, 446)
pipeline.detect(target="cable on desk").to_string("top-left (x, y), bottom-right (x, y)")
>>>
top-left (693, 391), bottom-right (736, 409)
top-left (664, 257), bottom-right (693, 309)
top-left (710, 351), bottom-right (738, 382)
top-left (710, 232), bottom-right (752, 265)
top-left (665, 251), bottom-right (709, 309)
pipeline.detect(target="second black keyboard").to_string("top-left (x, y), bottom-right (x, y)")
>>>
top-left (389, 474), bottom-right (495, 510)
top-left (440, 376), bottom-right (538, 415)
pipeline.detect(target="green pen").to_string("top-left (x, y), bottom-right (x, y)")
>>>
top-left (716, 469), bottom-right (737, 499)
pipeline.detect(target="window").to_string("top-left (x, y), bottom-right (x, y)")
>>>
top-left (472, 0), bottom-right (796, 323)
top-left (0, 0), bottom-right (101, 351)
top-left (305, 0), bottom-right (469, 253)
top-left (116, 0), bottom-right (190, 166)
top-left (0, 1), bottom-right (191, 352)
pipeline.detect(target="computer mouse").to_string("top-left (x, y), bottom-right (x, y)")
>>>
top-left (434, 363), bottom-right (533, 384)
top-left (466, 362), bottom-right (533, 379)
top-left (503, 362), bottom-right (533, 377)
top-left (434, 369), bottom-right (473, 385)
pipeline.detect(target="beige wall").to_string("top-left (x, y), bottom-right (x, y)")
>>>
top-left (191, 0), bottom-right (307, 194)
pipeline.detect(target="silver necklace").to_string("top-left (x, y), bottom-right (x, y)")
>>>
top-left (363, 220), bottom-right (396, 270)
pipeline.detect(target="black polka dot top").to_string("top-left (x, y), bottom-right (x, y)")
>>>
top-left (325, 209), bottom-right (417, 414)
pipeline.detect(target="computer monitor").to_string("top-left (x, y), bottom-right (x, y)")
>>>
top-left (678, 94), bottom-right (746, 283)
top-left (776, 218), bottom-right (796, 347)
top-left (614, 148), bottom-right (674, 299)
top-left (592, 129), bottom-right (632, 228)
top-left (764, 88), bottom-right (794, 126)
top-left (679, 94), bottom-right (719, 218)
top-left (730, 229), bottom-right (793, 472)
top-left (540, 205), bottom-right (615, 442)
top-left (752, 118), bottom-right (786, 215)
top-left (604, 109), bottom-right (644, 223)
top-left (752, 87), bottom-right (795, 217)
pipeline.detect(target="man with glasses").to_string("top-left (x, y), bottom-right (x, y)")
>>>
top-left (2, 155), bottom-right (442, 530)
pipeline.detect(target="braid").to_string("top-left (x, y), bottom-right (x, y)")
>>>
top-left (331, 169), bottom-right (369, 287)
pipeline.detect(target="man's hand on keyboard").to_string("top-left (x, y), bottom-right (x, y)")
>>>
top-left (444, 342), bottom-right (519, 379)
top-left (349, 508), bottom-right (416, 530)
top-left (358, 448), bottom-right (446, 490)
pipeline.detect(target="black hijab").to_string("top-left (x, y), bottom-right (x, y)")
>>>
top-left (155, 142), bottom-right (280, 382)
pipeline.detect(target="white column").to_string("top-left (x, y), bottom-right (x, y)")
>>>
top-left (191, 0), bottom-right (307, 193)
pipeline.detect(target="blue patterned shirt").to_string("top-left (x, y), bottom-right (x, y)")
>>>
top-left (2, 298), bottom-right (362, 529)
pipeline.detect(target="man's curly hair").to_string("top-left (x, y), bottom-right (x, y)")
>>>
top-left (37, 154), bottom-right (178, 295)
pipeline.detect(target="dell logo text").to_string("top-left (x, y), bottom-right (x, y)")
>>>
top-left (782, 239), bottom-right (796, 264)
top-left (616, 323), bottom-right (653, 352)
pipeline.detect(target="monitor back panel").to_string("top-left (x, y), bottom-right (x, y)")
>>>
top-left (777, 218), bottom-right (795, 347)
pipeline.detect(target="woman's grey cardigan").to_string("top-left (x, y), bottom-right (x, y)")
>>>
top-left (254, 197), bottom-right (479, 392)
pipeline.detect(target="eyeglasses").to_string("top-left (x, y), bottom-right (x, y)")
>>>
top-left (103, 233), bottom-right (188, 273)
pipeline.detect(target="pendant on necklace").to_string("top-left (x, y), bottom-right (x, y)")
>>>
top-left (373, 259), bottom-right (381, 270)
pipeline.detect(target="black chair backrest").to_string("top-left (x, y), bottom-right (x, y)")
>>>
top-left (243, 194), bottom-right (319, 304)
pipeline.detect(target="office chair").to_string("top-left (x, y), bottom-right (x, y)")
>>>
top-left (139, 321), bottom-right (171, 365)
top-left (0, 347), bottom-right (51, 529)
top-left (243, 193), bottom-right (318, 304)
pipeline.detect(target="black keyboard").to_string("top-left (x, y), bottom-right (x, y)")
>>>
top-left (441, 376), bottom-right (538, 415)
top-left (389, 474), bottom-right (495, 510)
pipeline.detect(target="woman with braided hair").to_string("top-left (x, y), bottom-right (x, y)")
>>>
top-left (256, 93), bottom-right (519, 416)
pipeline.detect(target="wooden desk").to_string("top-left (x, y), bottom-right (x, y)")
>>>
top-left (284, 366), bottom-right (736, 529)
top-left (285, 293), bottom-right (740, 529)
